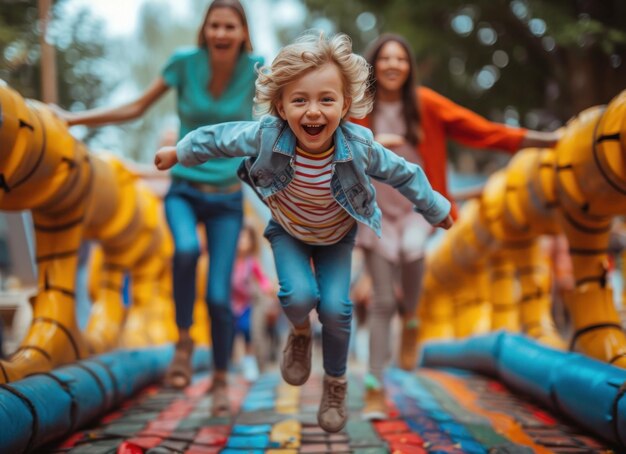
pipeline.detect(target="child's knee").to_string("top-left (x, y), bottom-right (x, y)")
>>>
top-left (279, 287), bottom-right (317, 318)
top-left (318, 301), bottom-right (352, 329)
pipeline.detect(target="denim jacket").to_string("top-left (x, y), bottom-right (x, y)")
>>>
top-left (177, 115), bottom-right (451, 236)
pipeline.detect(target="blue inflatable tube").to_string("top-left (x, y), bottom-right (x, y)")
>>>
top-left (421, 332), bottom-right (626, 447)
top-left (0, 345), bottom-right (210, 453)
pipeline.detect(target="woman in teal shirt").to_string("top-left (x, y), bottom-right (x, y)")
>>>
top-left (56, 0), bottom-right (262, 416)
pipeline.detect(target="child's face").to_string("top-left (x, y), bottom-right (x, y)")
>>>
top-left (375, 41), bottom-right (411, 93)
top-left (237, 228), bottom-right (253, 255)
top-left (276, 63), bottom-right (351, 154)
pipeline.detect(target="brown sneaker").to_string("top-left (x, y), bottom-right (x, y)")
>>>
top-left (210, 377), bottom-right (230, 417)
top-left (398, 316), bottom-right (419, 371)
top-left (280, 330), bottom-right (312, 386)
top-left (317, 375), bottom-right (348, 433)
top-left (361, 387), bottom-right (386, 421)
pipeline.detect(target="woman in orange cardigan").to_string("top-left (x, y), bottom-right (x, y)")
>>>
top-left (353, 33), bottom-right (560, 421)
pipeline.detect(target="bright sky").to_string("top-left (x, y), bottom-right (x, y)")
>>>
top-left (63, 0), bottom-right (189, 36)
top-left (61, 0), bottom-right (306, 61)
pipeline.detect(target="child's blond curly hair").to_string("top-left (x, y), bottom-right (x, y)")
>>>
top-left (254, 31), bottom-right (373, 119)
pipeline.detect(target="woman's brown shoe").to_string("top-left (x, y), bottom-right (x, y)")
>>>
top-left (361, 387), bottom-right (386, 421)
top-left (163, 337), bottom-right (194, 389)
top-left (210, 377), bottom-right (230, 417)
top-left (398, 317), bottom-right (419, 371)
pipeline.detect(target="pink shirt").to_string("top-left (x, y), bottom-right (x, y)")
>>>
top-left (352, 87), bottom-right (526, 219)
top-left (357, 100), bottom-right (433, 264)
top-left (231, 256), bottom-right (273, 316)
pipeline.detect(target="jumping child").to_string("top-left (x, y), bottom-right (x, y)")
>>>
top-left (155, 32), bottom-right (453, 433)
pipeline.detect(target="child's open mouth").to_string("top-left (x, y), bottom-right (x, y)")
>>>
top-left (303, 124), bottom-right (325, 136)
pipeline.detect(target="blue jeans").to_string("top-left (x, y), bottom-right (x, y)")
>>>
top-left (264, 219), bottom-right (356, 377)
top-left (234, 306), bottom-right (252, 344)
top-left (164, 181), bottom-right (243, 371)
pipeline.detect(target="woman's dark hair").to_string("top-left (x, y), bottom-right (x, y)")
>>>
top-left (365, 33), bottom-right (421, 145)
top-left (197, 0), bottom-right (253, 52)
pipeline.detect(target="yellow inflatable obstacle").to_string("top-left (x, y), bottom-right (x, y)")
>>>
top-left (419, 150), bottom-right (563, 349)
top-left (82, 160), bottom-right (177, 352)
top-left (554, 94), bottom-right (626, 367)
top-left (419, 89), bottom-right (626, 368)
top-left (0, 83), bottom-right (176, 382)
top-left (418, 199), bottom-right (494, 341)
top-left (483, 148), bottom-right (563, 347)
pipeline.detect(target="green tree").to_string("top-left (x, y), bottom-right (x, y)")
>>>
top-left (302, 0), bottom-right (626, 125)
top-left (0, 0), bottom-right (109, 118)
top-left (0, 0), bottom-right (41, 99)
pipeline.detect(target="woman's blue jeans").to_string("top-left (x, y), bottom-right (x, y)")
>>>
top-left (264, 219), bottom-right (356, 377)
top-left (165, 181), bottom-right (243, 371)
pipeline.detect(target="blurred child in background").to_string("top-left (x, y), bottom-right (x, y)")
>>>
top-left (231, 222), bottom-right (276, 381)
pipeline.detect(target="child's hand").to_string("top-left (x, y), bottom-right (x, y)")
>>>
top-left (435, 214), bottom-right (453, 230)
top-left (154, 146), bottom-right (178, 170)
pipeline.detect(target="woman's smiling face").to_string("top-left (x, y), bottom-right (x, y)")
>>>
top-left (375, 40), bottom-right (411, 94)
top-left (204, 7), bottom-right (248, 63)
top-left (276, 63), bottom-right (351, 154)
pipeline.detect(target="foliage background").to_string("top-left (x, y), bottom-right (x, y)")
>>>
top-left (299, 0), bottom-right (626, 171)
top-left (303, 0), bottom-right (626, 122)
top-left (2, 0), bottom-right (625, 170)
top-left (1, 0), bottom-right (108, 144)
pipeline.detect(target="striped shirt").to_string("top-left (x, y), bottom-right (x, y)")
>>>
top-left (267, 146), bottom-right (355, 245)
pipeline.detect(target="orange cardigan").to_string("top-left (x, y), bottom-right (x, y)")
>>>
top-left (351, 86), bottom-right (526, 218)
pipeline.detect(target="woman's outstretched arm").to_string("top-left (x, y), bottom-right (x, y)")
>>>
top-left (519, 129), bottom-right (563, 149)
top-left (51, 77), bottom-right (170, 127)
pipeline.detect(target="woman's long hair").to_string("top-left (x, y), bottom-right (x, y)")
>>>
top-left (197, 0), bottom-right (253, 53)
top-left (365, 34), bottom-right (421, 145)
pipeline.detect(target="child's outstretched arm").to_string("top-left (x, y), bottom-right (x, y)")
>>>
top-left (155, 120), bottom-right (262, 171)
top-left (155, 146), bottom-right (178, 170)
top-left (435, 214), bottom-right (454, 230)
top-left (367, 142), bottom-right (453, 228)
